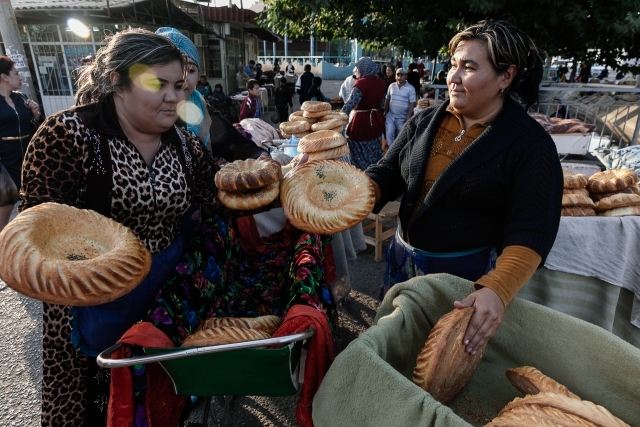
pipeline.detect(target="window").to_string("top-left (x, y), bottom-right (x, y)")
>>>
top-left (28, 25), bottom-right (60, 43)
top-left (64, 44), bottom-right (94, 91)
top-left (208, 40), bottom-right (222, 78)
top-left (32, 45), bottom-right (72, 96)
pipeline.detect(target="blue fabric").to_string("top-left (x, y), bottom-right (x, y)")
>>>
top-left (355, 57), bottom-right (379, 77)
top-left (385, 114), bottom-right (405, 147)
top-left (186, 91), bottom-right (210, 146)
top-left (155, 27), bottom-right (200, 68)
top-left (381, 229), bottom-right (497, 299)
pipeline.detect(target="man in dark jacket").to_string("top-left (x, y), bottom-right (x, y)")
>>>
top-left (295, 64), bottom-right (314, 105)
top-left (275, 76), bottom-right (293, 123)
top-left (406, 63), bottom-right (421, 98)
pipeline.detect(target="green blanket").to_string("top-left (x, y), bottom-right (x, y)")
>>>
top-left (312, 274), bottom-right (640, 426)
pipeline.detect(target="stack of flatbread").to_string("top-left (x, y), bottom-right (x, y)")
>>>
top-left (587, 169), bottom-right (640, 217)
top-left (485, 366), bottom-right (629, 426)
top-left (297, 130), bottom-right (349, 161)
top-left (279, 102), bottom-right (348, 139)
top-left (214, 158), bottom-right (282, 210)
top-left (417, 98), bottom-right (433, 109)
top-left (562, 169), bottom-right (596, 216)
top-left (181, 315), bottom-right (281, 347)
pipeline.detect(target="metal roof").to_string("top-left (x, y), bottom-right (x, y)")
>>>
top-left (12, 0), bottom-right (147, 10)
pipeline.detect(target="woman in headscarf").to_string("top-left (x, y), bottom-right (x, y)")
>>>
top-left (156, 27), bottom-right (211, 147)
top-left (341, 57), bottom-right (386, 171)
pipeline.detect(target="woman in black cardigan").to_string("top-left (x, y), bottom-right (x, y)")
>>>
top-left (366, 20), bottom-right (562, 356)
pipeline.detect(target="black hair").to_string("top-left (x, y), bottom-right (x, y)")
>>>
top-left (200, 74), bottom-right (207, 79)
top-left (246, 79), bottom-right (260, 90)
top-left (312, 76), bottom-right (322, 87)
top-left (280, 76), bottom-right (287, 84)
top-left (214, 83), bottom-right (223, 91)
top-left (304, 64), bottom-right (312, 72)
top-left (0, 56), bottom-right (15, 77)
top-left (249, 60), bottom-right (255, 65)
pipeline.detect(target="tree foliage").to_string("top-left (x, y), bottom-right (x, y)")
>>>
top-left (258, 0), bottom-right (640, 72)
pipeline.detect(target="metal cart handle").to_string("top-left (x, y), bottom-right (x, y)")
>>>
top-left (96, 329), bottom-right (315, 369)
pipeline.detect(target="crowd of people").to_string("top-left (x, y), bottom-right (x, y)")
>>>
top-left (0, 17), bottom-right (571, 427)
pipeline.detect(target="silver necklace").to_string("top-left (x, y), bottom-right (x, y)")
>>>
top-left (454, 129), bottom-right (466, 142)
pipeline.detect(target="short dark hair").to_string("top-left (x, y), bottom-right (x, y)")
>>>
top-left (280, 76), bottom-right (287, 84)
top-left (246, 79), bottom-right (259, 90)
top-left (312, 76), bottom-right (322, 86)
top-left (0, 56), bottom-right (15, 77)
top-left (200, 74), bottom-right (207, 79)
top-left (249, 60), bottom-right (255, 65)
top-left (214, 83), bottom-right (223, 91)
top-left (304, 64), bottom-right (311, 72)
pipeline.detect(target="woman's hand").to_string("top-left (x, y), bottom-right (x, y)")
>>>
top-left (453, 287), bottom-right (504, 355)
top-left (24, 99), bottom-right (40, 120)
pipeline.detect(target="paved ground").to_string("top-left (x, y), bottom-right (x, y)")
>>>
top-left (0, 80), bottom-right (392, 427)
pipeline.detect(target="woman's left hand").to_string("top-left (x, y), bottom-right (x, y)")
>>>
top-left (24, 99), bottom-right (40, 118)
top-left (453, 287), bottom-right (504, 355)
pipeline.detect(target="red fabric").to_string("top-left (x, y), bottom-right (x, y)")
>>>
top-left (235, 215), bottom-right (296, 255)
top-left (238, 94), bottom-right (260, 121)
top-left (107, 322), bottom-right (187, 427)
top-left (272, 305), bottom-right (334, 427)
top-left (322, 242), bottom-right (337, 286)
top-left (348, 76), bottom-right (386, 141)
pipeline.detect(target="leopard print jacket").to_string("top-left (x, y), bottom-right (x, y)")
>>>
top-left (20, 100), bottom-right (219, 254)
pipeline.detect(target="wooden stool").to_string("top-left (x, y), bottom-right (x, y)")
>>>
top-left (363, 201), bottom-right (400, 262)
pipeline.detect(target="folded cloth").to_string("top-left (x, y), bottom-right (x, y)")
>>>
top-left (312, 274), bottom-right (640, 426)
top-left (272, 304), bottom-right (334, 427)
top-left (107, 322), bottom-right (188, 427)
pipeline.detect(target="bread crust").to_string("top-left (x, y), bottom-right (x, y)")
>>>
top-left (307, 144), bottom-right (350, 161)
top-left (199, 315), bottom-right (281, 335)
top-left (298, 130), bottom-right (346, 153)
top-left (303, 109), bottom-right (332, 118)
top-left (561, 207), bottom-right (596, 217)
top-left (215, 158), bottom-right (282, 192)
top-left (563, 188), bottom-right (589, 197)
top-left (412, 307), bottom-right (487, 405)
top-left (561, 193), bottom-right (595, 207)
top-left (318, 112), bottom-right (349, 124)
top-left (487, 404), bottom-right (597, 427)
top-left (300, 101), bottom-right (331, 112)
top-left (0, 202), bottom-right (152, 306)
top-left (506, 366), bottom-right (580, 399)
top-left (562, 169), bottom-right (589, 189)
top-left (590, 183), bottom-right (640, 201)
top-left (280, 160), bottom-right (375, 235)
top-left (181, 326), bottom-right (271, 347)
top-left (311, 119), bottom-right (344, 132)
top-left (587, 169), bottom-right (638, 193)
top-left (593, 193), bottom-right (640, 212)
top-left (330, 125), bottom-right (345, 133)
top-left (499, 392), bottom-right (629, 427)
top-left (218, 182), bottom-right (280, 210)
top-left (289, 111), bottom-right (318, 124)
top-left (596, 205), bottom-right (640, 217)
top-left (280, 120), bottom-right (310, 135)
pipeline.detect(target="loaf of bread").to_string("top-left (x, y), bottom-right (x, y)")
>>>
top-left (487, 404), bottom-right (597, 427)
top-left (587, 169), bottom-right (638, 193)
top-left (181, 326), bottom-right (271, 347)
top-left (596, 205), bottom-right (640, 217)
top-left (298, 130), bottom-right (346, 153)
top-left (199, 315), bottom-right (281, 335)
top-left (307, 144), bottom-right (350, 161)
top-left (561, 193), bottom-right (595, 208)
top-left (214, 158), bottom-right (282, 192)
top-left (506, 366), bottom-right (580, 399)
top-left (563, 188), bottom-right (589, 197)
top-left (589, 183), bottom-right (640, 202)
top-left (593, 193), bottom-right (640, 212)
top-left (561, 206), bottom-right (596, 217)
top-left (563, 169), bottom-right (589, 189)
top-left (218, 182), bottom-right (279, 210)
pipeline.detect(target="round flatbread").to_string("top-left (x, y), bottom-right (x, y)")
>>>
top-left (593, 193), bottom-right (640, 212)
top-left (279, 120), bottom-right (310, 135)
top-left (300, 101), bottom-right (331, 112)
top-left (280, 160), bottom-right (375, 235)
top-left (563, 188), bottom-right (589, 197)
top-left (561, 207), bottom-right (596, 217)
top-left (596, 205), bottom-right (640, 217)
top-left (307, 144), bottom-right (350, 161)
top-left (505, 366), bottom-right (580, 399)
top-left (298, 130), bottom-right (346, 153)
top-left (218, 182), bottom-right (280, 210)
top-left (311, 119), bottom-right (344, 132)
top-left (562, 169), bottom-right (588, 189)
top-left (590, 183), bottom-right (640, 202)
top-left (302, 109), bottom-right (332, 118)
top-left (0, 202), bottom-right (152, 306)
top-left (215, 158), bottom-right (282, 192)
top-left (561, 193), bottom-right (594, 208)
top-left (587, 168), bottom-right (638, 193)
top-left (289, 110), bottom-right (318, 124)
top-left (487, 405), bottom-right (597, 427)
top-left (412, 307), bottom-right (487, 405)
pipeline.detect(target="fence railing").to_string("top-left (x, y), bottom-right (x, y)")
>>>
top-left (430, 84), bottom-right (640, 148)
top-left (257, 55), bottom-right (353, 66)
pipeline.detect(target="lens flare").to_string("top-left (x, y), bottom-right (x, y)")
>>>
top-left (177, 100), bottom-right (204, 124)
top-left (67, 19), bottom-right (90, 38)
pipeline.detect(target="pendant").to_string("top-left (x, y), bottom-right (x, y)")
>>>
top-left (454, 129), bottom-right (466, 142)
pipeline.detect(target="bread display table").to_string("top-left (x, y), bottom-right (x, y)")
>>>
top-left (517, 216), bottom-right (640, 348)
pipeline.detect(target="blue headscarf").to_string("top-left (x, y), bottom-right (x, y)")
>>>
top-left (155, 27), bottom-right (209, 146)
top-left (355, 57), bottom-right (379, 78)
top-left (155, 27), bottom-right (200, 68)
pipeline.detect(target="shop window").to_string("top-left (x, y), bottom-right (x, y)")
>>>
top-left (64, 44), bottom-right (94, 91)
top-left (208, 40), bottom-right (222, 78)
top-left (28, 25), bottom-right (60, 43)
top-left (33, 45), bottom-right (72, 96)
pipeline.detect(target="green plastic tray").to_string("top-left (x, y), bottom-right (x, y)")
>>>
top-left (97, 330), bottom-right (313, 397)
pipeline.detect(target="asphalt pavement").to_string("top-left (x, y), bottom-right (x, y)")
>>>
top-left (0, 80), bottom-right (392, 427)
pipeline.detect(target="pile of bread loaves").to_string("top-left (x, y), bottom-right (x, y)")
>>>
top-left (283, 130), bottom-right (350, 173)
top-left (531, 114), bottom-right (597, 134)
top-left (562, 168), bottom-right (640, 217)
top-left (416, 98), bottom-right (433, 109)
top-left (215, 157), bottom-right (283, 210)
top-left (279, 101), bottom-right (348, 139)
top-left (181, 315), bottom-right (281, 347)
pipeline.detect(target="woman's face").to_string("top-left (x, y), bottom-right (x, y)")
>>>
top-left (114, 60), bottom-right (186, 134)
top-left (447, 39), bottom-right (513, 118)
top-left (184, 59), bottom-right (199, 97)
top-left (386, 67), bottom-right (394, 77)
top-left (2, 67), bottom-right (22, 91)
top-left (355, 68), bottom-right (361, 79)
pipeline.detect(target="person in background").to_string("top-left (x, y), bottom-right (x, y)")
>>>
top-left (286, 62), bottom-right (296, 76)
top-left (275, 76), bottom-right (293, 123)
top-left (210, 83), bottom-right (226, 105)
top-left (341, 57), bottom-right (386, 171)
top-left (19, 28), bottom-right (217, 426)
top-left (578, 62), bottom-right (591, 83)
top-left (558, 64), bottom-right (569, 82)
top-left (295, 64), bottom-right (315, 105)
top-left (236, 65), bottom-right (250, 91)
top-left (243, 59), bottom-right (256, 78)
top-left (569, 63), bottom-right (577, 83)
top-left (0, 56), bottom-right (41, 232)
top-left (255, 63), bottom-right (264, 80)
top-left (156, 27), bottom-right (211, 147)
top-left (239, 79), bottom-right (261, 121)
top-left (308, 76), bottom-right (331, 102)
top-left (339, 67), bottom-right (357, 102)
top-left (406, 62), bottom-right (421, 98)
top-left (396, 56), bottom-right (403, 69)
top-left (196, 74), bottom-right (212, 98)
top-left (417, 59), bottom-right (425, 78)
top-left (383, 68), bottom-right (416, 147)
top-left (367, 19), bottom-right (562, 357)
top-left (550, 97), bottom-right (568, 118)
top-left (384, 65), bottom-right (397, 90)
top-left (432, 69), bottom-right (447, 85)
